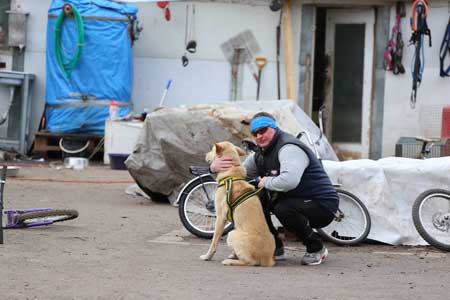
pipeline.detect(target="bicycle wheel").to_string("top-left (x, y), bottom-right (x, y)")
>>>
top-left (412, 189), bottom-right (450, 251)
top-left (177, 175), bottom-right (233, 239)
top-left (17, 209), bottom-right (79, 227)
top-left (317, 189), bottom-right (371, 246)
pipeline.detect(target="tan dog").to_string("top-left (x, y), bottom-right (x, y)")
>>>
top-left (200, 141), bottom-right (275, 266)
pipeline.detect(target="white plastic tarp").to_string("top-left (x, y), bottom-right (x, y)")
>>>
top-left (323, 157), bottom-right (450, 246)
top-left (126, 100), bottom-right (337, 204)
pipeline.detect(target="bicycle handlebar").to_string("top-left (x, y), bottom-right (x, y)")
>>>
top-left (296, 130), bottom-right (321, 159)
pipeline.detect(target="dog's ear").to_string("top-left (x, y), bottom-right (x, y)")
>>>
top-left (214, 143), bottom-right (223, 155)
top-left (235, 146), bottom-right (247, 157)
top-left (205, 144), bottom-right (216, 163)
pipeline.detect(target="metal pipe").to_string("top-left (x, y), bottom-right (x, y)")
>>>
top-left (0, 165), bottom-right (7, 244)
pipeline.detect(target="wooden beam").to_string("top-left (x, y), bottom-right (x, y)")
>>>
top-left (282, 0), bottom-right (296, 101)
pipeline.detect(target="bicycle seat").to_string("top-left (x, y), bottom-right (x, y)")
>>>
top-left (189, 165), bottom-right (211, 176)
top-left (414, 136), bottom-right (441, 143)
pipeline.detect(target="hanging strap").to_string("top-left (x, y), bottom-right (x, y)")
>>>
top-left (384, 2), bottom-right (405, 74)
top-left (409, 0), bottom-right (432, 108)
top-left (440, 20), bottom-right (450, 77)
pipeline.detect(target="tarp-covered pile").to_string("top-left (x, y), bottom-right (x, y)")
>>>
top-left (46, 0), bottom-right (138, 134)
top-left (324, 157), bottom-right (450, 245)
top-left (126, 100), bottom-right (337, 203)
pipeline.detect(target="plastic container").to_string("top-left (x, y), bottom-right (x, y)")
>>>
top-left (441, 105), bottom-right (450, 138)
top-left (109, 100), bottom-right (119, 121)
top-left (109, 153), bottom-right (129, 170)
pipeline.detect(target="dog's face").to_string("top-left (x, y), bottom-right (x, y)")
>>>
top-left (206, 141), bottom-right (246, 165)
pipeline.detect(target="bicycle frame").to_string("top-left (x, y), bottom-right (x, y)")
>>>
top-left (3, 208), bottom-right (55, 229)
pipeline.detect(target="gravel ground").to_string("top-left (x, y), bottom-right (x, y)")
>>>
top-left (0, 164), bottom-right (449, 300)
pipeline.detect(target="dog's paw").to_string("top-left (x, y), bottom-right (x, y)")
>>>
top-left (199, 254), bottom-right (212, 261)
top-left (228, 252), bottom-right (238, 259)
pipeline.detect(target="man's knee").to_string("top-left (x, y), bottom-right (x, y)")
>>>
top-left (273, 203), bottom-right (295, 220)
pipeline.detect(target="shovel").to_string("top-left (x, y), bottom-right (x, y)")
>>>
top-left (255, 55), bottom-right (267, 100)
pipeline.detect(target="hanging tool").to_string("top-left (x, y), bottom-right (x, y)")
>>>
top-left (409, 0), bottom-right (432, 109)
top-left (439, 1), bottom-right (450, 77)
top-left (270, 0), bottom-right (283, 12)
top-left (255, 55), bottom-right (267, 100)
top-left (181, 4), bottom-right (190, 67)
top-left (276, 8), bottom-right (283, 99)
top-left (186, 4), bottom-right (197, 53)
top-left (383, 2), bottom-right (406, 74)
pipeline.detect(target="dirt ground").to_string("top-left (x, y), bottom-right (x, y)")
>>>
top-left (0, 163), bottom-right (449, 300)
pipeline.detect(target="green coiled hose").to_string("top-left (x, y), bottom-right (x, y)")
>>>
top-left (54, 4), bottom-right (84, 78)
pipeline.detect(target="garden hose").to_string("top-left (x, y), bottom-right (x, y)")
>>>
top-left (54, 4), bottom-right (84, 77)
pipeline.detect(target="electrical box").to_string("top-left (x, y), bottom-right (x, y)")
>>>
top-left (6, 10), bottom-right (28, 50)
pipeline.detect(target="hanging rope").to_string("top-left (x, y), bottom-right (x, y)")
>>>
top-left (409, 0), bottom-right (432, 109)
top-left (439, 2), bottom-right (450, 77)
top-left (54, 4), bottom-right (84, 78)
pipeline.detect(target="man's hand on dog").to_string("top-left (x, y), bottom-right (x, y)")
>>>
top-left (257, 177), bottom-right (267, 188)
top-left (210, 156), bottom-right (234, 173)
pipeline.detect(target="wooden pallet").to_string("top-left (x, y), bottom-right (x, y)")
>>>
top-left (33, 131), bottom-right (103, 159)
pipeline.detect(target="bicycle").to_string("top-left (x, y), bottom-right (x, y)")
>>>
top-left (411, 137), bottom-right (450, 251)
top-left (414, 136), bottom-right (442, 159)
top-left (412, 189), bottom-right (450, 251)
top-left (177, 127), bottom-right (371, 245)
top-left (298, 129), bottom-right (371, 246)
top-left (0, 166), bottom-right (79, 244)
top-left (3, 208), bottom-right (79, 229)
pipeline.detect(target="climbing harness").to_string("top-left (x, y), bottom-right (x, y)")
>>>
top-left (409, 0), bottom-right (432, 109)
top-left (439, 2), bottom-right (450, 77)
top-left (218, 176), bottom-right (262, 224)
top-left (54, 4), bottom-right (84, 78)
top-left (384, 2), bottom-right (406, 74)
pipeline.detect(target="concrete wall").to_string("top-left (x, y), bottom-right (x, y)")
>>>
top-left (2, 0), bottom-right (449, 157)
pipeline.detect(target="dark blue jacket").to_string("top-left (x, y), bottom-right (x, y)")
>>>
top-left (254, 129), bottom-right (339, 215)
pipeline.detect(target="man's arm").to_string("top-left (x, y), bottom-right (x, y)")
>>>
top-left (262, 144), bottom-right (309, 192)
top-left (242, 153), bottom-right (258, 178)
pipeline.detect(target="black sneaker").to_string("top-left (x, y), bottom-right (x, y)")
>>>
top-left (274, 247), bottom-right (286, 261)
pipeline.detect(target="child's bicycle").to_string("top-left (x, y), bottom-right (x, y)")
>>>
top-left (3, 208), bottom-right (79, 229)
top-left (0, 166), bottom-right (79, 244)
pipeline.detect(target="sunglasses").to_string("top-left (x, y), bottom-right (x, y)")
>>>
top-left (251, 126), bottom-right (269, 137)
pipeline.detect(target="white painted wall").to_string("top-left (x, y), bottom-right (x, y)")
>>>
top-left (11, 0), bottom-right (301, 150)
top-left (4, 0), bottom-right (448, 157)
top-left (129, 1), bottom-right (300, 110)
top-left (382, 1), bottom-right (450, 157)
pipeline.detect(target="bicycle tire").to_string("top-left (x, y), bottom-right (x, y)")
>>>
top-left (317, 189), bottom-right (371, 246)
top-left (177, 175), bottom-right (233, 239)
top-left (17, 209), bottom-right (79, 226)
top-left (412, 189), bottom-right (450, 251)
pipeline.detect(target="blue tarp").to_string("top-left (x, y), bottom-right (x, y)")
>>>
top-left (46, 0), bottom-right (138, 134)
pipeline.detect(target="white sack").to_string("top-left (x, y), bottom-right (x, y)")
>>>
top-left (126, 100), bottom-right (337, 204)
top-left (323, 157), bottom-right (450, 246)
